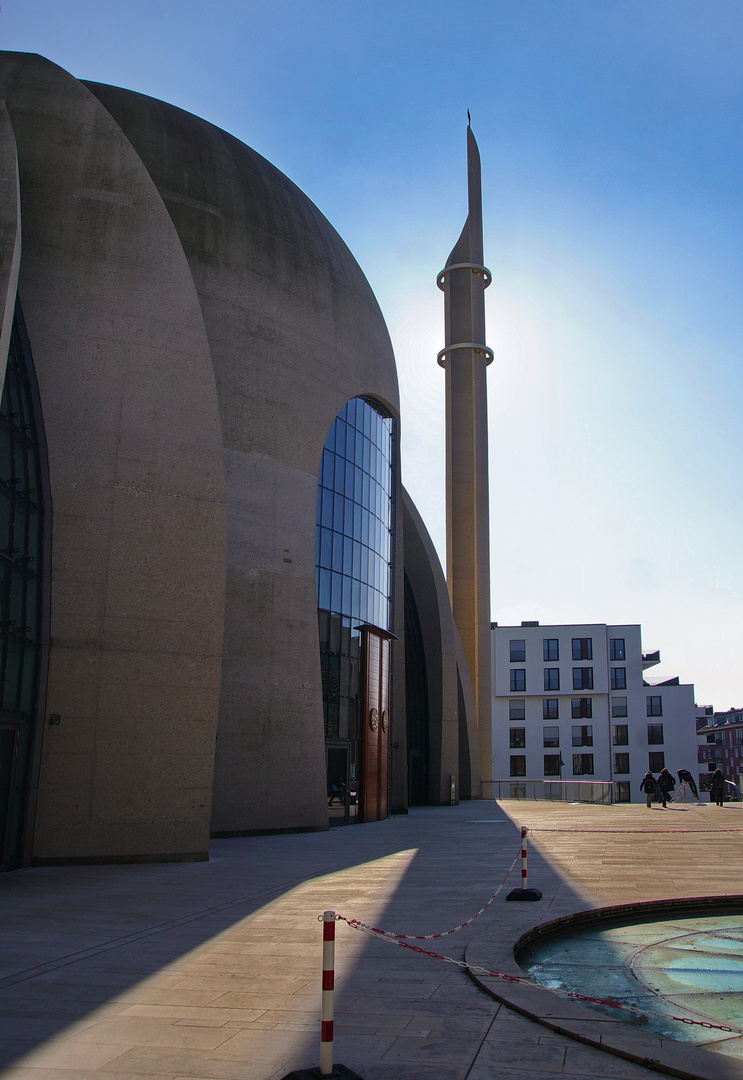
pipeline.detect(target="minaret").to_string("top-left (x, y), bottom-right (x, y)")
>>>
top-left (437, 119), bottom-right (493, 794)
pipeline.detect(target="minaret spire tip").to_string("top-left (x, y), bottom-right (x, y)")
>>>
top-left (467, 108), bottom-right (471, 126)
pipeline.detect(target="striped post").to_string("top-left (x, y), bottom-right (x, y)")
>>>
top-left (320, 910), bottom-right (335, 1076)
top-left (520, 826), bottom-right (528, 890)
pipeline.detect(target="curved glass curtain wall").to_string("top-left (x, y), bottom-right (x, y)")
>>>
top-left (316, 397), bottom-right (394, 747)
top-left (0, 302), bottom-right (45, 871)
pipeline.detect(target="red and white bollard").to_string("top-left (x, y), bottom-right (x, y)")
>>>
top-left (281, 913), bottom-right (361, 1079)
top-left (506, 826), bottom-right (542, 901)
top-left (320, 910), bottom-right (335, 1075)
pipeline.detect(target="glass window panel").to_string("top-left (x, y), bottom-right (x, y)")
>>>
top-left (333, 493), bottom-right (344, 531)
top-left (343, 536), bottom-right (353, 576)
top-left (332, 532), bottom-right (343, 573)
top-left (344, 497), bottom-right (354, 536)
top-left (354, 466), bottom-right (363, 503)
top-left (335, 420), bottom-right (346, 455)
top-left (509, 700), bottom-right (525, 721)
top-left (322, 488), bottom-right (333, 528)
top-left (318, 568), bottom-right (331, 609)
top-left (320, 528), bottom-right (332, 568)
top-left (331, 573), bottom-right (342, 612)
top-left (509, 639), bottom-right (526, 663)
top-left (342, 575), bottom-right (352, 614)
top-left (344, 459), bottom-right (354, 498)
top-left (351, 578), bottom-right (360, 622)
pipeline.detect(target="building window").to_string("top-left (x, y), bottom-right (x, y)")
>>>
top-left (510, 728), bottom-right (526, 749)
top-left (647, 723), bottom-right (664, 745)
top-left (705, 733), bottom-right (715, 744)
top-left (573, 753), bottom-right (594, 775)
top-left (544, 755), bottom-right (561, 776)
top-left (736, 729), bottom-right (743, 745)
top-left (317, 397), bottom-right (395, 748)
top-left (510, 639), bottom-right (526, 663)
top-left (543, 698), bottom-right (558, 720)
top-left (544, 668), bottom-right (560, 691)
top-left (572, 638), bottom-right (592, 661)
top-left (610, 667), bottom-right (626, 690)
top-left (543, 726), bottom-right (560, 748)
top-left (510, 669), bottom-right (526, 692)
top-left (572, 725), bottom-right (593, 747)
top-left (647, 696), bottom-right (663, 716)
top-left (571, 698), bottom-right (592, 719)
top-left (611, 697), bottom-right (628, 718)
top-left (612, 724), bottom-right (628, 746)
top-left (614, 781), bottom-right (631, 802)
top-left (609, 638), bottom-right (625, 661)
top-left (509, 699), bottom-right (525, 721)
top-left (614, 752), bottom-right (630, 774)
top-left (573, 667), bottom-right (593, 690)
top-left (510, 755), bottom-right (526, 777)
top-left (543, 638), bottom-right (559, 662)
top-left (649, 751), bottom-right (665, 772)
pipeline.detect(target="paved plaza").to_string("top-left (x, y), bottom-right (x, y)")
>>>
top-left (1, 799), bottom-right (743, 1080)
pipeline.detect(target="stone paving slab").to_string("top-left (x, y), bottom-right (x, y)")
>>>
top-left (1, 801), bottom-right (743, 1079)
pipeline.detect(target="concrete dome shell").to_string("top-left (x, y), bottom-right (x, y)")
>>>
top-left (84, 81), bottom-right (404, 835)
top-left (84, 81), bottom-right (400, 454)
top-left (0, 51), bottom-right (228, 861)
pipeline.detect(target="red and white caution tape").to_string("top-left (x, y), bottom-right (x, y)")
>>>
top-left (337, 914), bottom-right (743, 1036)
top-left (337, 840), bottom-right (523, 942)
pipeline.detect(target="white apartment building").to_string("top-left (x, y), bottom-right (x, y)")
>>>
top-left (491, 622), bottom-right (698, 803)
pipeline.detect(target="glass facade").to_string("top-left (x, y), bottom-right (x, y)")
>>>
top-left (0, 303), bottom-right (45, 871)
top-left (316, 396), bottom-right (395, 770)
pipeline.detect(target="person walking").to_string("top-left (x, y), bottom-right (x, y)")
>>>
top-left (640, 771), bottom-right (656, 808)
top-left (657, 767), bottom-right (676, 808)
top-left (711, 768), bottom-right (726, 806)
top-left (677, 768), bottom-right (699, 800)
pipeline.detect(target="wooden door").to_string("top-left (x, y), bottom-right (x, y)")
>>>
top-left (361, 629), bottom-right (390, 822)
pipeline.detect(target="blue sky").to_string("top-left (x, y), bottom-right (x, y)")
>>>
top-left (3, 0), bottom-right (742, 709)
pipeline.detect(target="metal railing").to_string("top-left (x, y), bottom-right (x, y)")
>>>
top-left (483, 779), bottom-right (613, 804)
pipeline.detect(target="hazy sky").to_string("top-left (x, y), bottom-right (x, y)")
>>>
top-left (3, 0), bottom-right (742, 708)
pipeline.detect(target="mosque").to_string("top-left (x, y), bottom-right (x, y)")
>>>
top-left (0, 52), bottom-right (493, 869)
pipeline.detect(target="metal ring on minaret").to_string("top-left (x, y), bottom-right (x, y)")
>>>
top-left (437, 342), bottom-right (494, 367)
top-left (436, 263), bottom-right (492, 290)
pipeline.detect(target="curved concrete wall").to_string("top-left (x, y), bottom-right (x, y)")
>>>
top-left (0, 54), bottom-right (227, 861)
top-left (86, 84), bottom-right (402, 832)
top-left (403, 488), bottom-right (479, 802)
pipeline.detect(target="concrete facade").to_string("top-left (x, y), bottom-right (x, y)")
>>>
top-left (492, 622), bottom-right (699, 803)
top-left (0, 51), bottom-right (479, 866)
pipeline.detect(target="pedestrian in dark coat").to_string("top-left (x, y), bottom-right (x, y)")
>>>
top-left (657, 768), bottom-right (675, 808)
top-left (677, 768), bottom-right (699, 799)
top-left (640, 771), bottom-right (656, 808)
top-left (711, 769), bottom-right (726, 806)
